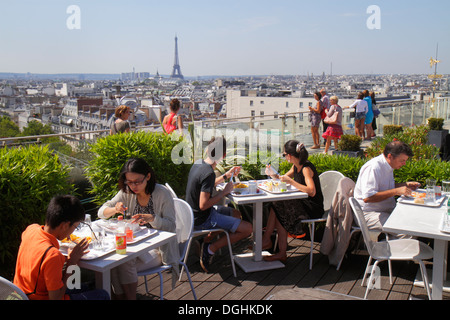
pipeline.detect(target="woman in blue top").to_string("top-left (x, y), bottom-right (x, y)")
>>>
top-left (363, 90), bottom-right (374, 140)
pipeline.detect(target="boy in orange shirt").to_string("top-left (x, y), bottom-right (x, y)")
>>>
top-left (14, 195), bottom-right (109, 300)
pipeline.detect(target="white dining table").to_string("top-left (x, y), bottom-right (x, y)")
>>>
top-left (222, 181), bottom-right (308, 273)
top-left (77, 229), bottom-right (176, 297)
top-left (383, 199), bottom-right (450, 300)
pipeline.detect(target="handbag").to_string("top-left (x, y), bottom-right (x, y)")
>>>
top-left (320, 108), bottom-right (327, 120)
top-left (324, 111), bottom-right (339, 125)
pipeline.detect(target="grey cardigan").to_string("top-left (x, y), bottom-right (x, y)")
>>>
top-left (98, 184), bottom-right (180, 267)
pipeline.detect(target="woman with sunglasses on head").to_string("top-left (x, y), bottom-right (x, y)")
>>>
top-left (98, 157), bottom-right (179, 299)
top-left (263, 140), bottom-right (324, 263)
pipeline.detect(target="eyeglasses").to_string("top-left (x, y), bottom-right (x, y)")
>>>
top-left (282, 153), bottom-right (289, 158)
top-left (124, 177), bottom-right (146, 187)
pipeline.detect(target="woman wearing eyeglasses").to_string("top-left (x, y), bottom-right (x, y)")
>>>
top-left (98, 157), bottom-right (179, 299)
top-left (263, 140), bottom-right (324, 263)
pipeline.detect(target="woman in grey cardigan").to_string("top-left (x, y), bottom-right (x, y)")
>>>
top-left (98, 158), bottom-right (179, 300)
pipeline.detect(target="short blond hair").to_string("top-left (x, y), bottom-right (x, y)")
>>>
top-left (330, 96), bottom-right (339, 103)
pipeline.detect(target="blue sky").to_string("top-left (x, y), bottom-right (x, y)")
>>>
top-left (1, 0), bottom-right (449, 76)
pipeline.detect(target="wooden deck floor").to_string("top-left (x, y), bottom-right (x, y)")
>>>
top-left (135, 235), bottom-right (450, 301)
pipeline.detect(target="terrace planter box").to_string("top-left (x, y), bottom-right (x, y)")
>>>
top-left (428, 129), bottom-right (449, 150)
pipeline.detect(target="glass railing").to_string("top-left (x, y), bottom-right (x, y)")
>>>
top-left (1, 97), bottom-right (449, 170)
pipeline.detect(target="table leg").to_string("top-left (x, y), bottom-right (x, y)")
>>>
top-left (233, 200), bottom-right (284, 272)
top-left (432, 239), bottom-right (448, 300)
top-left (95, 270), bottom-right (111, 298)
top-left (253, 202), bottom-right (263, 261)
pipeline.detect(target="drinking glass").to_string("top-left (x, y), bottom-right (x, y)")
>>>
top-left (248, 180), bottom-right (257, 194)
top-left (442, 180), bottom-right (450, 195)
top-left (426, 186), bottom-right (436, 203)
top-left (426, 179), bottom-right (436, 188)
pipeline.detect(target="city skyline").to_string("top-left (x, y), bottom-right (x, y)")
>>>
top-left (1, 0), bottom-right (449, 77)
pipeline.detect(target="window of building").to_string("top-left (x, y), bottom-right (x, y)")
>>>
top-left (250, 100), bottom-right (254, 106)
top-left (274, 112), bottom-right (278, 119)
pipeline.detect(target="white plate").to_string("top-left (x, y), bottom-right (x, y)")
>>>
top-left (257, 181), bottom-right (299, 194)
top-left (59, 228), bottom-right (158, 260)
top-left (398, 192), bottom-right (446, 207)
top-left (231, 188), bottom-right (265, 197)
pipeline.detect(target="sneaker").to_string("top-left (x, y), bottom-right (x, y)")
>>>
top-left (200, 242), bottom-right (213, 273)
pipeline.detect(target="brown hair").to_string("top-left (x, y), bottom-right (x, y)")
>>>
top-left (115, 105), bottom-right (131, 118)
top-left (170, 99), bottom-right (181, 112)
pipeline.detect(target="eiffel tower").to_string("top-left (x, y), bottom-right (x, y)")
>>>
top-left (171, 35), bottom-right (184, 80)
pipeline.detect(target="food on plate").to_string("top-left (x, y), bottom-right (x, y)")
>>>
top-left (414, 198), bottom-right (425, 204)
top-left (411, 191), bottom-right (426, 199)
top-left (233, 183), bottom-right (248, 189)
top-left (259, 181), bottom-right (273, 191)
top-left (61, 234), bottom-right (91, 244)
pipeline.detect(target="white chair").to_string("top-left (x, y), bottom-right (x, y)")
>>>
top-left (165, 183), bottom-right (237, 278)
top-left (348, 197), bottom-right (433, 300)
top-left (137, 198), bottom-right (197, 300)
top-left (165, 183), bottom-right (178, 199)
top-left (0, 276), bottom-right (28, 300)
top-left (301, 170), bottom-right (345, 270)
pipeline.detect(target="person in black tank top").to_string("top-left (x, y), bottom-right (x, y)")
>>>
top-left (263, 140), bottom-right (324, 263)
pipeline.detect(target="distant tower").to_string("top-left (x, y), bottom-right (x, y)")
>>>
top-left (171, 35), bottom-right (184, 80)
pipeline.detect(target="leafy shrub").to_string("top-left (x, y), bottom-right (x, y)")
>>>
top-left (383, 125), bottom-right (404, 136)
top-left (0, 145), bottom-right (72, 277)
top-left (309, 154), bottom-right (367, 182)
top-left (365, 125), bottom-right (439, 160)
top-left (85, 131), bottom-right (192, 205)
top-left (428, 118), bottom-right (444, 131)
top-left (337, 134), bottom-right (362, 152)
top-left (395, 158), bottom-right (450, 186)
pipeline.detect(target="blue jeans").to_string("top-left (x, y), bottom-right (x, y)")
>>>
top-left (194, 205), bottom-right (240, 233)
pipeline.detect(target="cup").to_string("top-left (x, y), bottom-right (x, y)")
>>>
top-left (442, 180), bottom-right (450, 195)
top-left (279, 182), bottom-right (287, 192)
top-left (426, 186), bottom-right (436, 203)
top-left (273, 179), bottom-right (280, 192)
top-left (426, 179), bottom-right (436, 188)
top-left (248, 180), bottom-right (257, 194)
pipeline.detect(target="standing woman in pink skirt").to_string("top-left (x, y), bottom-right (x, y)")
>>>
top-left (322, 96), bottom-right (343, 154)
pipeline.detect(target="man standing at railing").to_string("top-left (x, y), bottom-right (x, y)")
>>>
top-left (320, 89), bottom-right (331, 146)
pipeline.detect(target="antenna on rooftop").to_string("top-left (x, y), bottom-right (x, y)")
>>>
top-left (428, 43), bottom-right (442, 99)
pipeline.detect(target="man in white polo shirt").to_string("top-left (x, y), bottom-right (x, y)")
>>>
top-left (354, 141), bottom-right (420, 238)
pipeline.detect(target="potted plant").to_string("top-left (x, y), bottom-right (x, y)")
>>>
top-left (427, 118), bottom-right (448, 155)
top-left (332, 134), bottom-right (363, 158)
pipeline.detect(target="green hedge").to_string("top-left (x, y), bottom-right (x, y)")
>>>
top-left (224, 152), bottom-right (450, 187)
top-left (85, 131), bottom-right (193, 205)
top-left (0, 145), bottom-right (72, 277)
